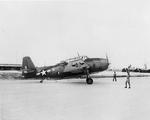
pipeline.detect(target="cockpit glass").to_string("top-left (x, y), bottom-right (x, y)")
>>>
top-left (63, 56), bottom-right (88, 63)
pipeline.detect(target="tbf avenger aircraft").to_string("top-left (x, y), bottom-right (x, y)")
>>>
top-left (22, 55), bottom-right (109, 84)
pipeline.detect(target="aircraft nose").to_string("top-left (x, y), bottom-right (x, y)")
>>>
top-left (99, 58), bottom-right (109, 69)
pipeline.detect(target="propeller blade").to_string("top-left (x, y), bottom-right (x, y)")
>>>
top-left (106, 54), bottom-right (109, 64)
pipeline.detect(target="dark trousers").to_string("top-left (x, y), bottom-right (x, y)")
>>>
top-left (113, 76), bottom-right (117, 81)
top-left (125, 79), bottom-right (130, 88)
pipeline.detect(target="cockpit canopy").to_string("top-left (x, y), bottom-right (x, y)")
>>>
top-left (60, 61), bottom-right (68, 65)
top-left (60, 56), bottom-right (88, 64)
top-left (63, 56), bottom-right (88, 63)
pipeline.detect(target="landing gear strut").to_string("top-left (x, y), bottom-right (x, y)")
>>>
top-left (85, 69), bottom-right (93, 84)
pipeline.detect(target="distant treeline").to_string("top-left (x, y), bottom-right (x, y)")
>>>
top-left (122, 68), bottom-right (150, 73)
top-left (0, 64), bottom-right (21, 70)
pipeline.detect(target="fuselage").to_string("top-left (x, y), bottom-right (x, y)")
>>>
top-left (36, 57), bottom-right (109, 79)
top-left (22, 56), bottom-right (109, 79)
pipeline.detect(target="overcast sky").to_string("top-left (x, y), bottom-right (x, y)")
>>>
top-left (0, 0), bottom-right (150, 69)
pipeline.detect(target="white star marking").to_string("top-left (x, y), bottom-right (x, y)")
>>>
top-left (41, 70), bottom-right (46, 76)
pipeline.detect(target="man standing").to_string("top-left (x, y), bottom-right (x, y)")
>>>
top-left (113, 71), bottom-right (117, 82)
top-left (125, 66), bottom-right (131, 88)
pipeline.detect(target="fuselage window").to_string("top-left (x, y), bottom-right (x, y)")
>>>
top-left (79, 62), bottom-right (84, 65)
top-left (72, 63), bottom-right (78, 67)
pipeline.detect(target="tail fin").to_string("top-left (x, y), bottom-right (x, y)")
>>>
top-left (22, 56), bottom-right (37, 78)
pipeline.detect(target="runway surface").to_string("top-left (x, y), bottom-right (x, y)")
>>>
top-left (0, 77), bottom-right (150, 120)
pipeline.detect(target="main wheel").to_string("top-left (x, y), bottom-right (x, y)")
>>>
top-left (86, 78), bottom-right (93, 84)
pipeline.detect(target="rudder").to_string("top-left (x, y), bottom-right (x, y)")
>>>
top-left (22, 56), bottom-right (37, 78)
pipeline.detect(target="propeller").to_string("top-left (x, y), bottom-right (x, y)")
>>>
top-left (105, 54), bottom-right (111, 70)
top-left (106, 54), bottom-right (110, 65)
top-left (77, 52), bottom-right (80, 57)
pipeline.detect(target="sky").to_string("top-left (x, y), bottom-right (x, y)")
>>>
top-left (0, 0), bottom-right (150, 69)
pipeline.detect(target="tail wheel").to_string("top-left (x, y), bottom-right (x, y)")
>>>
top-left (86, 78), bottom-right (93, 84)
top-left (40, 80), bottom-right (43, 83)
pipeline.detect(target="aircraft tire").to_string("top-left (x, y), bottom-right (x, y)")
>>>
top-left (40, 80), bottom-right (43, 83)
top-left (86, 78), bottom-right (93, 84)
